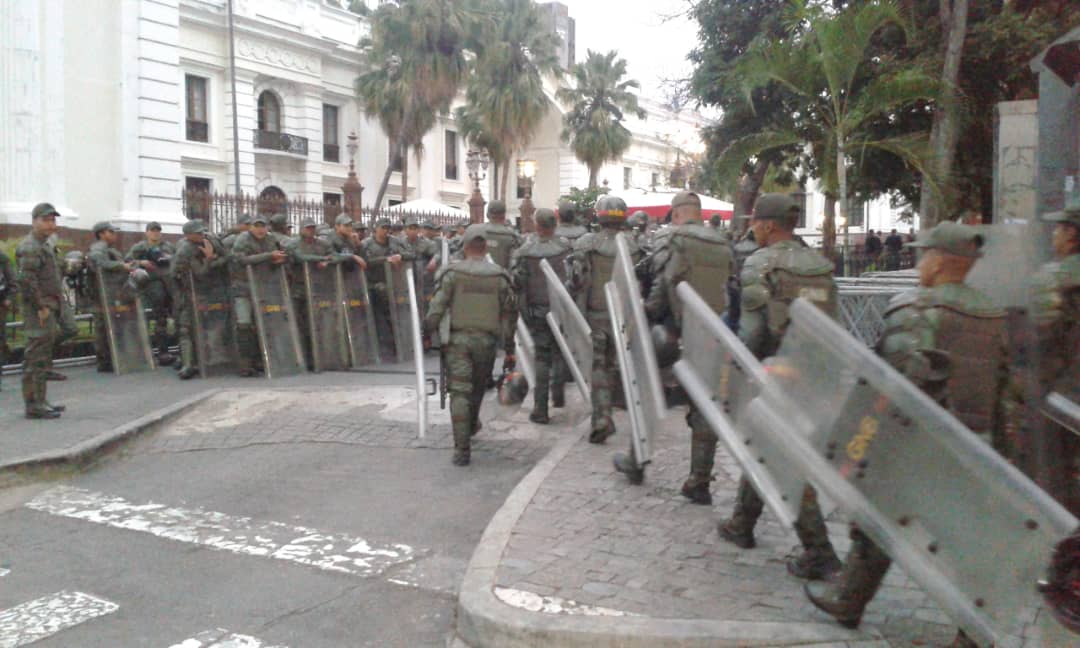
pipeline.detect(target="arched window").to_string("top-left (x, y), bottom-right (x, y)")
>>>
top-left (258, 185), bottom-right (287, 218)
top-left (258, 91), bottom-right (282, 133)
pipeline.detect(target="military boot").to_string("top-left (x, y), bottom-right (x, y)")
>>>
top-left (551, 384), bottom-right (565, 408)
top-left (680, 475), bottom-right (712, 505)
top-left (178, 338), bottom-right (198, 380)
top-left (589, 417), bottom-right (615, 444)
top-left (25, 403), bottom-right (60, 419)
top-left (682, 421), bottom-right (717, 505)
top-left (717, 477), bottom-right (763, 549)
top-left (804, 532), bottom-right (891, 628)
top-left (787, 549), bottom-right (842, 581)
top-left (236, 328), bottom-right (258, 377)
top-left (612, 451), bottom-right (644, 485)
top-left (788, 485), bottom-right (841, 580)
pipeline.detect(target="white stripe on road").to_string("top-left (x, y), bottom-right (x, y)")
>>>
top-left (0, 590), bottom-right (118, 648)
top-left (26, 486), bottom-right (418, 577)
top-left (169, 628), bottom-right (287, 648)
top-left (494, 587), bottom-right (635, 617)
top-left (0, 568), bottom-right (9, 577)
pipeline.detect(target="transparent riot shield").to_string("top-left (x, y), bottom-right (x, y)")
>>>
top-left (189, 268), bottom-right (237, 378)
top-left (836, 287), bottom-right (901, 347)
top-left (758, 298), bottom-right (1079, 645)
top-left (246, 264), bottom-right (305, 378)
top-left (385, 262), bottom-right (414, 364)
top-left (96, 268), bottom-right (154, 375)
top-left (605, 233), bottom-right (666, 465)
top-left (515, 318), bottom-right (537, 389)
top-left (339, 264), bottom-right (379, 368)
top-left (303, 262), bottom-right (349, 372)
top-left (407, 266), bottom-right (428, 439)
top-left (671, 282), bottom-right (801, 528)
top-left (541, 258), bottom-right (591, 405)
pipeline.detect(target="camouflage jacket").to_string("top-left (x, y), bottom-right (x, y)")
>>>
top-left (425, 257), bottom-right (517, 352)
top-left (480, 222), bottom-right (523, 270)
top-left (644, 219), bottom-right (736, 328)
top-left (125, 239), bottom-right (176, 282)
top-left (0, 249), bottom-right (15, 302)
top-left (87, 240), bottom-right (129, 302)
top-left (15, 233), bottom-right (62, 312)
top-left (171, 236), bottom-right (229, 291)
top-left (230, 230), bottom-right (284, 292)
top-left (287, 236), bottom-right (348, 298)
top-left (510, 234), bottom-right (571, 319)
top-left (1029, 253), bottom-right (1080, 392)
top-left (361, 236), bottom-right (413, 287)
top-left (566, 227), bottom-right (640, 331)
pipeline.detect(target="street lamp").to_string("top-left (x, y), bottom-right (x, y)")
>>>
top-left (466, 148), bottom-right (489, 224)
top-left (517, 159), bottom-right (537, 233)
top-left (341, 130), bottom-right (364, 222)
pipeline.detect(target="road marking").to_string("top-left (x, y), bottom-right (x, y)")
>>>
top-left (0, 590), bottom-right (118, 648)
top-left (26, 486), bottom-right (418, 578)
top-left (168, 628), bottom-right (287, 648)
top-left (494, 587), bottom-right (635, 617)
top-left (0, 568), bottom-right (9, 577)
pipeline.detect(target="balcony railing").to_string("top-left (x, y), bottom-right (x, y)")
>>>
top-left (323, 143), bottom-right (340, 163)
top-left (253, 129), bottom-right (309, 156)
top-left (186, 120), bottom-right (208, 142)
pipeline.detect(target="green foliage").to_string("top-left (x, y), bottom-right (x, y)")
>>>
top-left (557, 50), bottom-right (646, 189)
top-left (559, 186), bottom-right (609, 216)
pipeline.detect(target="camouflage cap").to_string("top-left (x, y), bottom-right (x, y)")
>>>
top-left (146, 221), bottom-right (162, 231)
top-left (1043, 207), bottom-right (1080, 228)
top-left (269, 212), bottom-right (289, 226)
top-left (404, 215), bottom-right (419, 227)
top-left (374, 218), bottom-right (391, 229)
top-left (671, 191), bottom-right (701, 209)
top-left (390, 222), bottom-right (404, 231)
top-left (92, 221), bottom-right (118, 234)
top-left (534, 208), bottom-right (557, 229)
top-left (421, 220), bottom-right (437, 230)
top-left (463, 224), bottom-right (487, 244)
top-left (250, 214), bottom-right (269, 225)
top-left (31, 202), bottom-right (60, 219)
top-left (182, 220), bottom-right (207, 235)
top-left (488, 200), bottom-right (507, 216)
top-left (750, 193), bottom-right (800, 222)
top-left (557, 200), bottom-right (576, 222)
top-left (334, 213), bottom-right (355, 227)
top-left (906, 221), bottom-right (984, 258)
top-left (300, 218), bottom-right (318, 229)
top-left (237, 213), bottom-right (253, 225)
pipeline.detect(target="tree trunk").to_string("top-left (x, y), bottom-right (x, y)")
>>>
top-left (500, 161), bottom-right (510, 204)
top-left (734, 160), bottom-right (769, 235)
top-left (823, 194), bottom-right (837, 259)
top-left (373, 145), bottom-right (396, 211)
top-left (837, 133), bottom-right (849, 275)
top-left (919, 0), bottom-right (968, 229)
top-left (588, 164), bottom-right (599, 189)
top-left (492, 162), bottom-right (500, 202)
top-left (401, 143), bottom-right (409, 204)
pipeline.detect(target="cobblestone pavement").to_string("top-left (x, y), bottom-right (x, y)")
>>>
top-left (494, 405), bottom-right (1051, 647)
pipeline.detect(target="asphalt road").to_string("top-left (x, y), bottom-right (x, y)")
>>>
top-left (0, 384), bottom-right (553, 647)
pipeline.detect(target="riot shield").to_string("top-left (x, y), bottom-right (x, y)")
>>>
top-left (96, 268), bottom-right (154, 375)
top-left (758, 298), bottom-right (1078, 645)
top-left (605, 233), bottom-right (666, 465)
top-left (671, 282), bottom-right (803, 528)
top-left (836, 287), bottom-right (900, 347)
top-left (406, 266), bottom-right (428, 439)
top-left (246, 264), bottom-right (305, 378)
top-left (303, 262), bottom-right (349, 372)
top-left (542, 258), bottom-right (591, 405)
top-left (189, 268), bottom-right (237, 378)
top-left (339, 264), bottom-right (379, 368)
top-left (385, 262), bottom-right (414, 364)
top-left (515, 318), bottom-right (537, 389)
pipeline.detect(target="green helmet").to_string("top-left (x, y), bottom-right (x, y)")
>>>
top-left (628, 210), bottom-right (649, 229)
top-left (595, 196), bottom-right (628, 225)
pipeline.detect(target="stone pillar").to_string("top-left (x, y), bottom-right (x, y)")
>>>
top-left (468, 188), bottom-right (485, 225)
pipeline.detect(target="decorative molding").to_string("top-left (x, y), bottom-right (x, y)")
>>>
top-left (237, 37), bottom-right (318, 74)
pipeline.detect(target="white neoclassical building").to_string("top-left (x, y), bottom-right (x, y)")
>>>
top-left (0, 0), bottom-right (717, 238)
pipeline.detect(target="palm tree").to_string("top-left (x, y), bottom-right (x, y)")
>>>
top-left (456, 0), bottom-right (561, 201)
top-left (713, 0), bottom-right (944, 256)
top-left (557, 50), bottom-right (646, 189)
top-left (356, 0), bottom-right (471, 209)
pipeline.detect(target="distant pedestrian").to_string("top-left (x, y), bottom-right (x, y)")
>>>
top-left (864, 229), bottom-right (882, 257)
top-left (883, 228), bottom-right (903, 270)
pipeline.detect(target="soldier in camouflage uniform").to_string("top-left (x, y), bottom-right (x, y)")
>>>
top-left (15, 203), bottom-right (66, 418)
top-left (1027, 207), bottom-right (1080, 513)
top-left (510, 208), bottom-right (572, 424)
top-left (555, 200), bottom-right (588, 245)
top-left (87, 221), bottom-right (137, 372)
top-left (567, 195), bottom-right (641, 443)
top-left (230, 214), bottom-right (289, 376)
top-left (362, 219), bottom-right (414, 361)
top-left (425, 225), bottom-right (517, 465)
top-left (806, 222), bottom-right (1010, 645)
top-left (126, 221), bottom-right (175, 365)
top-left (716, 194), bottom-right (843, 582)
top-left (220, 213), bottom-right (251, 251)
top-left (170, 219), bottom-right (229, 379)
top-left (401, 216), bottom-right (439, 299)
top-left (619, 191), bottom-right (737, 489)
top-left (627, 210), bottom-right (651, 252)
top-left (481, 200), bottom-right (524, 270)
top-left (289, 219), bottom-right (349, 369)
top-left (269, 212), bottom-right (294, 247)
top-left (0, 246), bottom-right (14, 392)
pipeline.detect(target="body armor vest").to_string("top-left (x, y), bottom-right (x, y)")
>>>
top-left (524, 249), bottom-right (568, 309)
top-left (450, 266), bottom-right (504, 334)
top-left (485, 226), bottom-right (517, 269)
top-left (669, 226), bottom-right (732, 317)
top-left (587, 250), bottom-right (616, 314)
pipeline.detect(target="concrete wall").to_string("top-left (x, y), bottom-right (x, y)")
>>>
top-left (993, 100), bottom-right (1039, 225)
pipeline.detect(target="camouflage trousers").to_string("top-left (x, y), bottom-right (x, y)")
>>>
top-left (524, 314), bottom-right (556, 415)
top-left (369, 287), bottom-right (396, 363)
top-left (143, 280), bottom-right (171, 355)
top-left (730, 477), bottom-right (835, 554)
top-left (21, 309), bottom-right (58, 407)
top-left (447, 330), bottom-right (498, 454)
top-left (175, 295), bottom-right (196, 371)
top-left (685, 404), bottom-right (717, 486)
top-left (590, 327), bottom-right (618, 434)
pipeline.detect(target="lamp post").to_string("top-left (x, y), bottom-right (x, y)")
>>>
top-left (341, 131), bottom-right (364, 223)
top-left (836, 215), bottom-right (849, 276)
top-left (466, 148), bottom-right (488, 224)
top-left (517, 159), bottom-right (537, 233)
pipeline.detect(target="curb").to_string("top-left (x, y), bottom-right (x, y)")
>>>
top-left (0, 389), bottom-right (215, 480)
top-left (457, 420), bottom-right (883, 648)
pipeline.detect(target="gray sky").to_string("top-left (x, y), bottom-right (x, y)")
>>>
top-left (558, 0), bottom-right (698, 102)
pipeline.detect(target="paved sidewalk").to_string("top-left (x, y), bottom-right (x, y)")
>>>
top-left (459, 404), bottom-right (1055, 647)
top-left (0, 359), bottom-right (430, 467)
